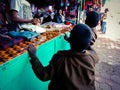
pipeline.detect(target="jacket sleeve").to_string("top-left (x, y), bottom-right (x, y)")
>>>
top-left (30, 54), bottom-right (58, 81)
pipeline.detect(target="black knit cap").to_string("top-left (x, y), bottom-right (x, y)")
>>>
top-left (69, 24), bottom-right (92, 51)
top-left (85, 11), bottom-right (100, 28)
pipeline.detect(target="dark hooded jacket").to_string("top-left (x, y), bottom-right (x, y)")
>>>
top-left (30, 49), bottom-right (99, 90)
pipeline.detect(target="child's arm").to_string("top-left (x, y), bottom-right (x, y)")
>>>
top-left (27, 44), bottom-right (54, 81)
top-left (27, 44), bottom-right (44, 78)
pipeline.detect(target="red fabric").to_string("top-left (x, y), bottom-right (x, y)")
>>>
top-left (85, 1), bottom-right (93, 10)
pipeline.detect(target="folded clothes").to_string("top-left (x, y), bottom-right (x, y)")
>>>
top-left (0, 27), bottom-right (8, 34)
top-left (20, 24), bottom-right (46, 33)
top-left (0, 34), bottom-right (23, 49)
top-left (8, 31), bottom-right (40, 41)
top-left (0, 34), bottom-right (12, 40)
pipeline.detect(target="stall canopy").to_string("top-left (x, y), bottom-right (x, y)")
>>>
top-left (27, 0), bottom-right (57, 8)
top-left (27, 0), bottom-right (80, 9)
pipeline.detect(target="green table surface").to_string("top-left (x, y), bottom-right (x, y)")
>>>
top-left (0, 33), bottom-right (70, 90)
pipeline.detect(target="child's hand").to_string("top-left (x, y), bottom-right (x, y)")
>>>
top-left (64, 33), bottom-right (70, 42)
top-left (64, 33), bottom-right (68, 40)
top-left (27, 44), bottom-right (36, 57)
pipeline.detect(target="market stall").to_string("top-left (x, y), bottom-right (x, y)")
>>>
top-left (0, 0), bottom-right (77, 89)
top-left (0, 25), bottom-right (72, 90)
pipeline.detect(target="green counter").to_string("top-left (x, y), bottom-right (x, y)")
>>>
top-left (0, 33), bottom-right (70, 90)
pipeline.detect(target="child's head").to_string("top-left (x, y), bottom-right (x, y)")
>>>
top-left (87, 4), bottom-right (93, 12)
top-left (85, 11), bottom-right (99, 28)
top-left (68, 24), bottom-right (92, 52)
top-left (57, 8), bottom-right (63, 15)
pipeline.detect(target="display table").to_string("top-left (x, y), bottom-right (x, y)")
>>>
top-left (0, 32), bottom-right (70, 90)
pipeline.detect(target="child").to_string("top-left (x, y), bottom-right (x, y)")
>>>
top-left (27, 24), bottom-right (99, 90)
top-left (85, 11), bottom-right (100, 46)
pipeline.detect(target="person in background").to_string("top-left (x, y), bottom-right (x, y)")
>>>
top-left (0, 1), bottom-right (10, 33)
top-left (85, 10), bottom-right (100, 46)
top-left (9, 0), bottom-right (40, 30)
top-left (42, 5), bottom-right (55, 24)
top-left (80, 4), bottom-right (93, 24)
top-left (27, 23), bottom-right (99, 90)
top-left (0, 1), bottom-right (8, 27)
top-left (53, 8), bottom-right (65, 23)
top-left (100, 8), bottom-right (109, 34)
top-left (0, 13), bottom-right (4, 28)
top-left (92, 4), bottom-right (100, 12)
